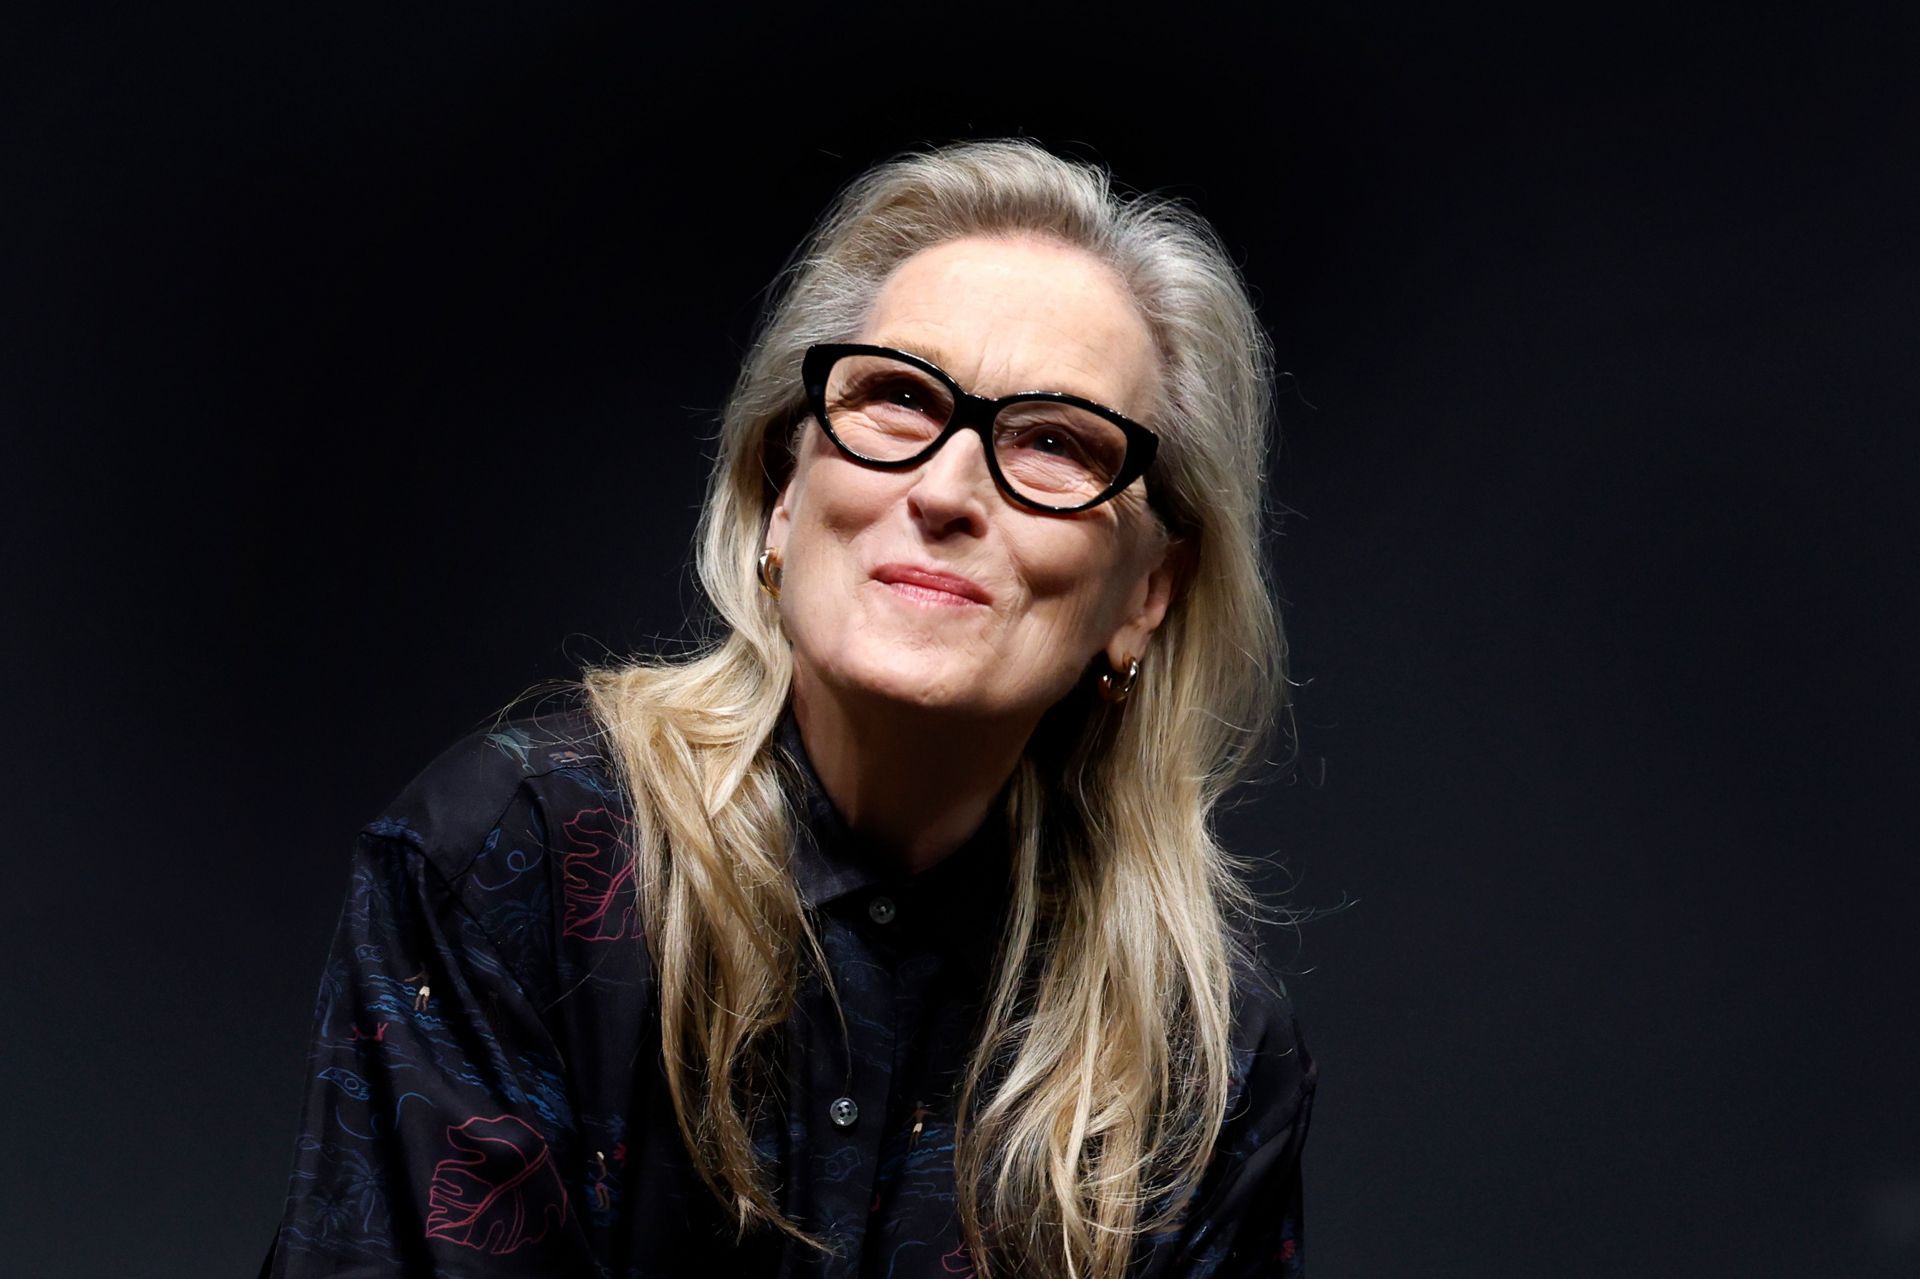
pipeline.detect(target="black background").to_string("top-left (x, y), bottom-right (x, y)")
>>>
top-left (7, 4), bottom-right (1916, 1275)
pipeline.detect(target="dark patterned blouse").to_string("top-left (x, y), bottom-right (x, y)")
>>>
top-left (260, 704), bottom-right (1315, 1277)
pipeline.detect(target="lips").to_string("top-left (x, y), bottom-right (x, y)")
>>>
top-left (871, 562), bottom-right (993, 605)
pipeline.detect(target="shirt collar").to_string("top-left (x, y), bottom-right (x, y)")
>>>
top-left (774, 707), bottom-right (1013, 922)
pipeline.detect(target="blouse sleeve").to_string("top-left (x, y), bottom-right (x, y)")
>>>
top-left (1159, 998), bottom-right (1318, 1278)
top-left (261, 825), bottom-right (596, 1276)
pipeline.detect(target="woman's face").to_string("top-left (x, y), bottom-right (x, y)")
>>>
top-left (767, 234), bottom-right (1179, 727)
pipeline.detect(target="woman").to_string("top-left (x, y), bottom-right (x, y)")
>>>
top-left (263, 139), bottom-right (1315, 1279)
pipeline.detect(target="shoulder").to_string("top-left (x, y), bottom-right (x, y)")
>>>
top-left (1148, 952), bottom-right (1313, 1276)
top-left (355, 694), bottom-right (646, 1006)
top-left (366, 695), bottom-right (622, 882)
top-left (1224, 947), bottom-right (1317, 1126)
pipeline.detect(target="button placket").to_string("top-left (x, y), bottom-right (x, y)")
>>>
top-left (801, 909), bottom-right (898, 1269)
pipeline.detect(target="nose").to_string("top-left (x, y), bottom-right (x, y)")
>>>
top-left (904, 425), bottom-right (994, 538)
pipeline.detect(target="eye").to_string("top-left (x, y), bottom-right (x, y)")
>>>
top-left (1005, 423), bottom-right (1093, 464)
top-left (855, 372), bottom-right (939, 416)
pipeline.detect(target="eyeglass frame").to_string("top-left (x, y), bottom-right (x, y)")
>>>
top-left (800, 343), bottom-right (1162, 515)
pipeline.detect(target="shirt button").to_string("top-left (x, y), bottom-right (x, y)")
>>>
top-left (829, 1096), bottom-right (859, 1129)
top-left (867, 896), bottom-right (897, 925)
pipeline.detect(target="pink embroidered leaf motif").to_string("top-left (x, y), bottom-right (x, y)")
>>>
top-left (560, 805), bottom-right (638, 941)
top-left (424, 1115), bottom-right (569, 1255)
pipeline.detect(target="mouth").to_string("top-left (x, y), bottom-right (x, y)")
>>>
top-left (871, 562), bottom-right (994, 607)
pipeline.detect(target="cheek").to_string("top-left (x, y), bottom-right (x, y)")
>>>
top-left (1007, 526), bottom-right (1137, 644)
top-left (785, 460), bottom-right (891, 562)
top-left (779, 466), bottom-right (908, 656)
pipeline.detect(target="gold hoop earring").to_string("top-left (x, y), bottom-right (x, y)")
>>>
top-left (757, 548), bottom-right (783, 600)
top-left (1097, 654), bottom-right (1140, 703)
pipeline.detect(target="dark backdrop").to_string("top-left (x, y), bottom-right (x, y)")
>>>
top-left (7, 4), bottom-right (1915, 1275)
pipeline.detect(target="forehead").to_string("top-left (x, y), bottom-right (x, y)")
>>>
top-left (860, 235), bottom-right (1161, 420)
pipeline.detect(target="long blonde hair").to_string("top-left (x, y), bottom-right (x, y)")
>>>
top-left (579, 139), bottom-right (1283, 1278)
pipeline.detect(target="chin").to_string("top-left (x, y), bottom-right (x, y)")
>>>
top-left (826, 644), bottom-right (997, 716)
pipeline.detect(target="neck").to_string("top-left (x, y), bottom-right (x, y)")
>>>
top-left (790, 674), bottom-right (1029, 875)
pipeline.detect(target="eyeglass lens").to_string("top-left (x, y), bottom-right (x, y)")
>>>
top-left (822, 353), bottom-right (1130, 507)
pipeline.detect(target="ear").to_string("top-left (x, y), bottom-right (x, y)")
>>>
top-left (767, 473), bottom-right (796, 556)
top-left (1104, 535), bottom-right (1189, 670)
top-left (765, 416), bottom-right (815, 556)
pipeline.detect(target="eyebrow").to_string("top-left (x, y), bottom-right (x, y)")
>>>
top-left (871, 336), bottom-right (958, 373)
